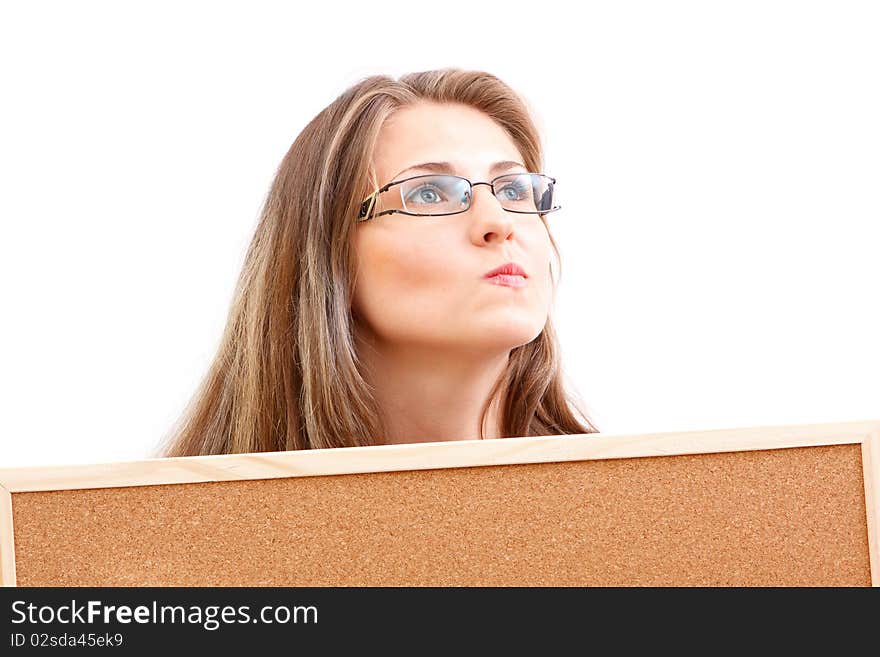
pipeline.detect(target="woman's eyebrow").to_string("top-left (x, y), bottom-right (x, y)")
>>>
top-left (392, 160), bottom-right (527, 179)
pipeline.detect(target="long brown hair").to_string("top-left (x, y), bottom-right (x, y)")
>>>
top-left (155, 68), bottom-right (599, 457)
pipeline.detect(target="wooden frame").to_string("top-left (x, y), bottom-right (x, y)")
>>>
top-left (1, 418), bottom-right (878, 586)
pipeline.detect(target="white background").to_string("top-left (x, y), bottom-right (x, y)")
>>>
top-left (1, 1), bottom-right (877, 468)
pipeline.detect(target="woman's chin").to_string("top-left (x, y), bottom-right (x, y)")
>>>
top-left (470, 321), bottom-right (545, 351)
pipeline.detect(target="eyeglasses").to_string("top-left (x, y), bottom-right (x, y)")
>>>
top-left (357, 172), bottom-right (561, 221)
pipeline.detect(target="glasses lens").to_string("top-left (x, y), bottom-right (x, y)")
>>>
top-left (493, 173), bottom-right (556, 213)
top-left (399, 175), bottom-right (470, 215)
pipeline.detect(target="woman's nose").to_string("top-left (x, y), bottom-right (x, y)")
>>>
top-left (469, 183), bottom-right (507, 214)
top-left (467, 183), bottom-right (516, 241)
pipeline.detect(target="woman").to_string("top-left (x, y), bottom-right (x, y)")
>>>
top-left (157, 68), bottom-right (598, 457)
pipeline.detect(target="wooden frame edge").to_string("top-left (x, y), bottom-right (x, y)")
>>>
top-left (862, 430), bottom-right (880, 587)
top-left (0, 484), bottom-right (17, 586)
top-left (0, 418), bottom-right (877, 493)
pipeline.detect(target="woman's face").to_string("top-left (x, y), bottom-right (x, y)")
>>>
top-left (351, 101), bottom-right (554, 355)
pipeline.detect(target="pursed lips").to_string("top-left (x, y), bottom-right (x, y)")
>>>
top-left (483, 262), bottom-right (528, 288)
top-left (485, 273), bottom-right (527, 288)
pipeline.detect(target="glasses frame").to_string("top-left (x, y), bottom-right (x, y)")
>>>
top-left (357, 172), bottom-right (561, 221)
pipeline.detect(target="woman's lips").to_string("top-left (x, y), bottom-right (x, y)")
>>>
top-left (483, 261), bottom-right (528, 287)
top-left (485, 274), bottom-right (527, 288)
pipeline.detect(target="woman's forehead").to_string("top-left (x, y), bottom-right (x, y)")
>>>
top-left (374, 103), bottom-right (524, 182)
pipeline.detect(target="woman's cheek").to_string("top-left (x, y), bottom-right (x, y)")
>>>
top-left (375, 236), bottom-right (449, 289)
top-left (355, 233), bottom-right (453, 330)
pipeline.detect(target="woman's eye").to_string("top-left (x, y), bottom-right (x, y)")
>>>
top-left (499, 183), bottom-right (528, 201)
top-left (407, 185), bottom-right (444, 204)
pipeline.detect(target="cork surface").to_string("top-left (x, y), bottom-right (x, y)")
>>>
top-left (12, 444), bottom-right (871, 586)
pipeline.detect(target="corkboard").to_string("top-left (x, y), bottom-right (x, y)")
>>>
top-left (1, 420), bottom-right (878, 586)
